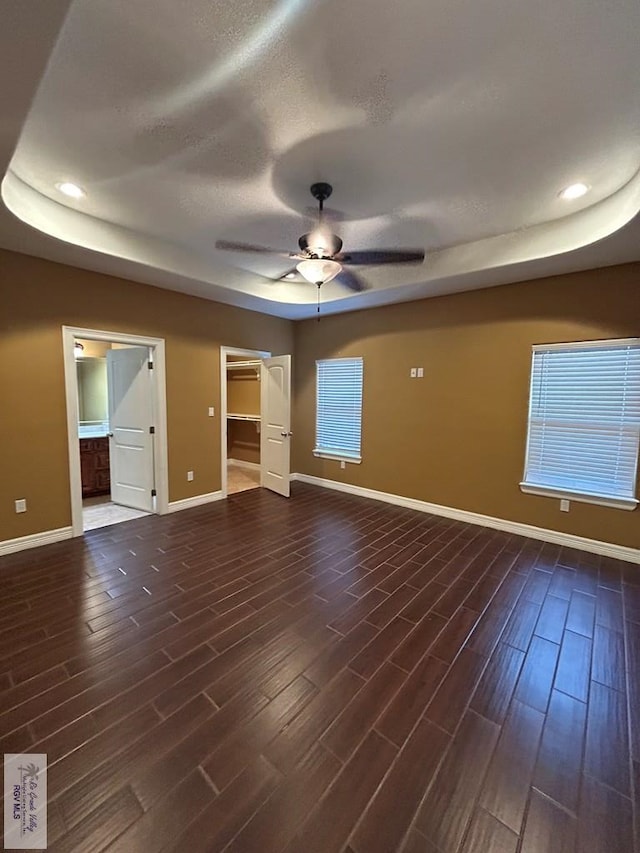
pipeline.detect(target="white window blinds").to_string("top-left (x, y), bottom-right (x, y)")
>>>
top-left (315, 357), bottom-right (363, 461)
top-left (521, 338), bottom-right (640, 509)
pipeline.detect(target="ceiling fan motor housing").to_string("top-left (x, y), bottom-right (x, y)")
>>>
top-left (298, 232), bottom-right (343, 257)
top-left (309, 182), bottom-right (333, 203)
top-left (299, 182), bottom-right (342, 257)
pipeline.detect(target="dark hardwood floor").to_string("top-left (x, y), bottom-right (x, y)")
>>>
top-left (1, 483), bottom-right (638, 852)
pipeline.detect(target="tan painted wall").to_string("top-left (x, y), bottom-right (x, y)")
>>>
top-left (227, 370), bottom-right (260, 415)
top-left (293, 264), bottom-right (640, 549)
top-left (77, 358), bottom-right (108, 422)
top-left (227, 420), bottom-right (261, 465)
top-left (0, 250), bottom-right (292, 541)
top-left (2, 247), bottom-right (638, 550)
top-left (226, 370), bottom-right (261, 463)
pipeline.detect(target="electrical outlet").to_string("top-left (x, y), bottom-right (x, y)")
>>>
top-left (15, 499), bottom-right (26, 513)
top-left (208, 407), bottom-right (215, 417)
top-left (187, 471), bottom-right (194, 482)
top-left (560, 499), bottom-right (570, 512)
top-left (417, 367), bottom-right (424, 378)
top-left (410, 367), bottom-right (417, 378)
top-left (340, 460), bottom-right (346, 469)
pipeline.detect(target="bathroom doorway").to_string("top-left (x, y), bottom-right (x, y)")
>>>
top-left (62, 326), bottom-right (169, 536)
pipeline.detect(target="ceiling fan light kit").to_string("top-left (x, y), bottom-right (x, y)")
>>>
top-left (296, 257), bottom-right (342, 284)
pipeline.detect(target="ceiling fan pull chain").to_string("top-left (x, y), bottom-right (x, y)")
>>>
top-left (317, 282), bottom-right (321, 321)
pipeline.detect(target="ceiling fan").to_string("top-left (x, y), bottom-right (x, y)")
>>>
top-left (216, 183), bottom-right (425, 310)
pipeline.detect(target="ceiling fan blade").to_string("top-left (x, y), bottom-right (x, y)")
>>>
top-left (278, 267), bottom-right (300, 281)
top-left (335, 268), bottom-right (368, 292)
top-left (215, 239), bottom-right (293, 258)
top-left (337, 249), bottom-right (425, 265)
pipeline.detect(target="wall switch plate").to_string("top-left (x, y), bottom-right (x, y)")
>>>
top-left (340, 460), bottom-right (346, 469)
top-left (417, 367), bottom-right (424, 378)
top-left (187, 471), bottom-right (194, 481)
top-left (15, 499), bottom-right (26, 513)
top-left (560, 499), bottom-right (570, 512)
top-left (410, 367), bottom-right (417, 378)
top-left (208, 407), bottom-right (215, 417)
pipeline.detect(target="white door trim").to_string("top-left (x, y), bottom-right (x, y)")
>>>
top-left (220, 346), bottom-right (270, 498)
top-left (62, 326), bottom-right (169, 536)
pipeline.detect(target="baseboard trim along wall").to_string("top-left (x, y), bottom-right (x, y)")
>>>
top-left (0, 526), bottom-right (73, 556)
top-left (2, 481), bottom-right (635, 563)
top-left (291, 473), bottom-right (640, 565)
top-left (166, 491), bottom-right (224, 513)
top-left (0, 492), bottom-right (225, 554)
top-left (228, 458), bottom-right (261, 471)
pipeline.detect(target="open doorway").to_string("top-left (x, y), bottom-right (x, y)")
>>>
top-left (226, 356), bottom-right (263, 494)
top-left (221, 347), bottom-right (270, 497)
top-left (221, 347), bottom-right (293, 499)
top-left (62, 326), bottom-right (169, 536)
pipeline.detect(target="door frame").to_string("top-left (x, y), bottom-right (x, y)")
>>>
top-left (220, 346), bottom-right (270, 498)
top-left (62, 325), bottom-right (169, 536)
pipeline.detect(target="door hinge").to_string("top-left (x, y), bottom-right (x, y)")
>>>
top-left (148, 361), bottom-right (154, 370)
top-left (151, 489), bottom-right (157, 497)
top-left (149, 426), bottom-right (155, 434)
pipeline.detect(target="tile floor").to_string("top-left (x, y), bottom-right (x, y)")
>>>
top-left (83, 495), bottom-right (150, 531)
top-left (1, 483), bottom-right (637, 852)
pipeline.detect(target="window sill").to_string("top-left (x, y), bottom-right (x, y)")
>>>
top-left (520, 482), bottom-right (638, 511)
top-left (313, 450), bottom-right (362, 464)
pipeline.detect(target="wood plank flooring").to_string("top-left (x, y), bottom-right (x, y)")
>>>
top-left (1, 483), bottom-right (638, 852)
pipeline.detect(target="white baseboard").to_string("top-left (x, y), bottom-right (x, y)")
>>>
top-left (291, 473), bottom-right (640, 565)
top-left (228, 458), bottom-right (261, 472)
top-left (0, 526), bottom-right (73, 556)
top-left (166, 491), bottom-right (224, 513)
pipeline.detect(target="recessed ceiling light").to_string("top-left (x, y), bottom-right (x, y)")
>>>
top-left (559, 182), bottom-right (589, 200)
top-left (56, 181), bottom-right (86, 199)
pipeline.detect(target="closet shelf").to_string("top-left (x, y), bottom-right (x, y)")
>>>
top-left (226, 360), bottom-right (262, 370)
top-left (227, 413), bottom-right (261, 422)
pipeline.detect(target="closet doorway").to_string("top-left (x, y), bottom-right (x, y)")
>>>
top-left (220, 347), bottom-right (292, 498)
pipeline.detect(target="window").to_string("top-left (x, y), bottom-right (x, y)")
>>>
top-left (521, 338), bottom-right (640, 510)
top-left (314, 357), bottom-right (363, 462)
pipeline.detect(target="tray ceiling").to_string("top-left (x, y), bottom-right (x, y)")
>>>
top-left (1, 0), bottom-right (639, 318)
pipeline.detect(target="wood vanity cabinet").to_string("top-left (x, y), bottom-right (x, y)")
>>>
top-left (80, 437), bottom-right (111, 497)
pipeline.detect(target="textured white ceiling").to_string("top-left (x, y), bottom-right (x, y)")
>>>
top-left (1, 0), bottom-right (639, 318)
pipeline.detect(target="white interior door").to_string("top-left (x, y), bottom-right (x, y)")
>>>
top-left (260, 355), bottom-right (292, 497)
top-left (107, 346), bottom-right (155, 511)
